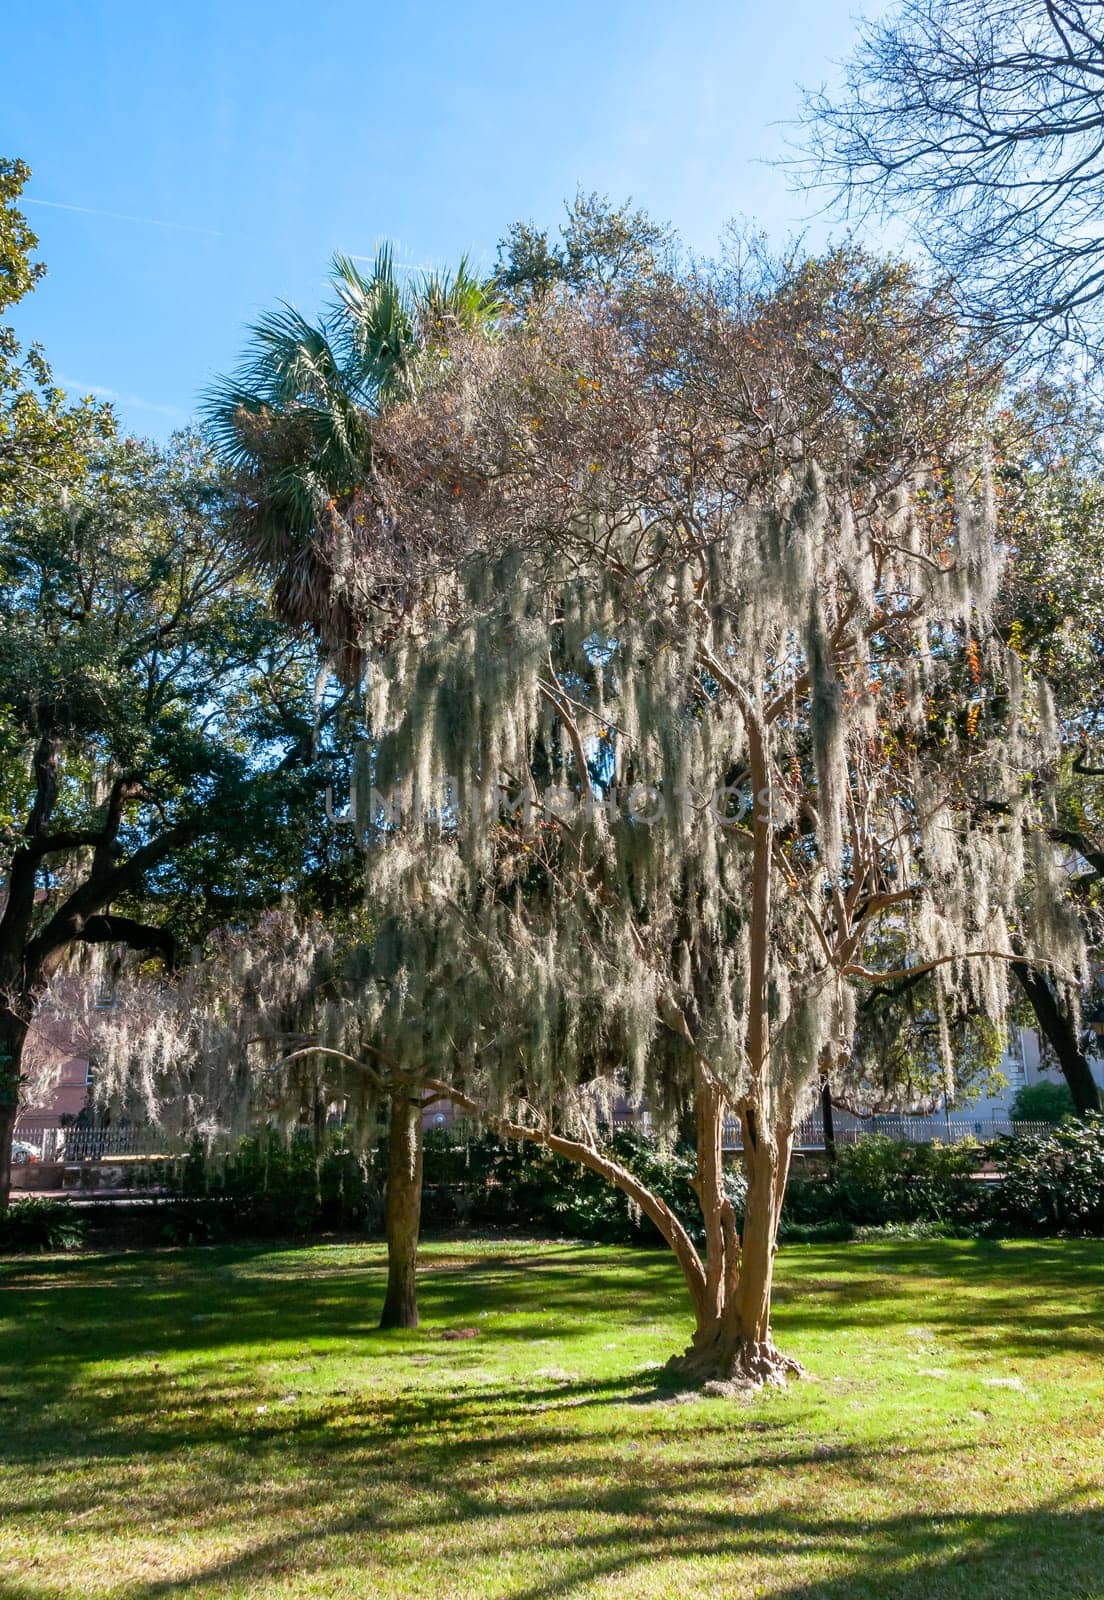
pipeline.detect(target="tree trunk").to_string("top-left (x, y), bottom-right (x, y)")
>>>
top-left (668, 1086), bottom-right (804, 1388)
top-left (379, 1087), bottom-right (424, 1330)
top-left (666, 706), bottom-right (804, 1387)
top-left (1012, 962), bottom-right (1103, 1117)
top-left (0, 1011), bottom-right (30, 1216)
top-left (820, 1074), bottom-right (837, 1168)
top-left (0, 1101), bottom-right (16, 1218)
top-left (435, 1076), bottom-right (805, 1390)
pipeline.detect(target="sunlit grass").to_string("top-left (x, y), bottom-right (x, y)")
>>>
top-left (1, 1236), bottom-right (1102, 1598)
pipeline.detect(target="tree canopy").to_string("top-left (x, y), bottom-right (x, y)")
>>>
top-left (0, 428), bottom-right (356, 1203)
top-left (193, 226), bottom-right (1079, 1382)
top-left (0, 158), bottom-right (111, 520)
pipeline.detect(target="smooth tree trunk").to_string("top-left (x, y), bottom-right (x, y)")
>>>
top-left (440, 1075), bottom-right (804, 1390)
top-left (1012, 962), bottom-right (1103, 1117)
top-left (665, 1082), bottom-right (804, 1389)
top-left (667, 705), bottom-right (804, 1387)
top-left (379, 1087), bottom-right (424, 1330)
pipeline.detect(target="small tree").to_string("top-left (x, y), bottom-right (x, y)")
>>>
top-left (1010, 1079), bottom-right (1076, 1122)
top-left (75, 908), bottom-right (437, 1327)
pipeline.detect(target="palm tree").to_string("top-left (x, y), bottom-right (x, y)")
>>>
top-left (206, 247), bottom-right (499, 649)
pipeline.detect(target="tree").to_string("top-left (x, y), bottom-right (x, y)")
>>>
top-left (803, 1), bottom-right (1104, 357)
top-left (0, 158), bottom-right (111, 518)
top-left (271, 241), bottom-right (1073, 1386)
top-left (843, 957), bottom-right (1008, 1116)
top-left (206, 248), bottom-right (501, 665)
top-left (1010, 1078), bottom-right (1076, 1120)
top-left (987, 383), bottom-right (1104, 1113)
top-left (494, 190), bottom-right (674, 304)
top-left (208, 246), bottom-right (501, 1326)
top-left (0, 431), bottom-right (349, 1208)
top-left (69, 906), bottom-right (443, 1328)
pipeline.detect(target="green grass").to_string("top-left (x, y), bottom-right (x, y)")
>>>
top-left (1, 1236), bottom-right (1102, 1599)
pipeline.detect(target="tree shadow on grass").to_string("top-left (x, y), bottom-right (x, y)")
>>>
top-left (5, 1236), bottom-right (1100, 1379)
top-left (775, 1237), bottom-right (1104, 1361)
top-left (2, 1240), bottom-right (1103, 1598)
top-left (2, 1237), bottom-right (1102, 1477)
top-left (492, 1497), bottom-right (1104, 1600)
top-left (1, 1474), bottom-right (1100, 1600)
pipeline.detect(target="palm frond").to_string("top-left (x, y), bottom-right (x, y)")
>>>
top-left (206, 241), bottom-right (499, 642)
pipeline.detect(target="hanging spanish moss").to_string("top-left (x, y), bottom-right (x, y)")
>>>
top-left (107, 251), bottom-right (1081, 1386)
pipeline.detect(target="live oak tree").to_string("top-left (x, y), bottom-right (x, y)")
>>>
top-left (0, 431), bottom-right (351, 1207)
top-left (254, 239), bottom-right (1076, 1386)
top-left (987, 384), bottom-right (1104, 1112)
top-left (0, 158), bottom-right (110, 520)
top-left (816, 378), bottom-right (1104, 1118)
top-left (73, 907), bottom-right (441, 1331)
top-left (494, 191), bottom-right (674, 305)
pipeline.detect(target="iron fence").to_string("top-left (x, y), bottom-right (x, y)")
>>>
top-left (605, 1112), bottom-right (1053, 1152)
top-left (10, 1124), bottom-right (177, 1163)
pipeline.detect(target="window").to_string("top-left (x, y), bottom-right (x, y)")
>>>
top-left (1005, 1031), bottom-right (1028, 1085)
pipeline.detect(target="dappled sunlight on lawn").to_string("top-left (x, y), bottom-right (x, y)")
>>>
top-left (1, 1238), bottom-right (1102, 1598)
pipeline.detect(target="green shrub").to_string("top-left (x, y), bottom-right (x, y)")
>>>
top-left (162, 1131), bottom-right (381, 1242)
top-left (783, 1137), bottom-right (981, 1228)
top-left (0, 1197), bottom-right (85, 1253)
top-left (423, 1127), bottom-right (744, 1247)
top-left (1010, 1080), bottom-right (1076, 1123)
top-left (777, 1218), bottom-right (855, 1243)
top-left (851, 1219), bottom-right (968, 1241)
top-left (985, 1115), bottom-right (1104, 1234)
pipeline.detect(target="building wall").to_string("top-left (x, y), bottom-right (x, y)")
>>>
top-left (19, 1054), bottom-right (93, 1126)
top-left (965, 1028), bottom-right (1104, 1116)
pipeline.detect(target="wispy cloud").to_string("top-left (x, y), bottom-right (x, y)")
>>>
top-left (58, 376), bottom-right (189, 422)
top-left (345, 236), bottom-right (440, 276)
top-left (24, 196), bottom-right (223, 238)
top-left (346, 253), bottom-right (434, 276)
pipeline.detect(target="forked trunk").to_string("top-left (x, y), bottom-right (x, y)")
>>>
top-left (668, 1087), bottom-right (803, 1388)
top-left (665, 704), bottom-right (806, 1388)
top-left (379, 1087), bottom-right (424, 1330)
top-left (437, 1075), bottom-right (805, 1390)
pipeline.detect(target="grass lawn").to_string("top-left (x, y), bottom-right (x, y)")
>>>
top-left (0, 1236), bottom-right (1102, 1599)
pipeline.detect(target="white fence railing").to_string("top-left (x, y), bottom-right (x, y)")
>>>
top-left (607, 1112), bottom-right (1053, 1151)
top-left (12, 1112), bottom-right (1055, 1166)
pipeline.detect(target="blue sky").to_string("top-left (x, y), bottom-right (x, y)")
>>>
top-left (4, 0), bottom-right (884, 439)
